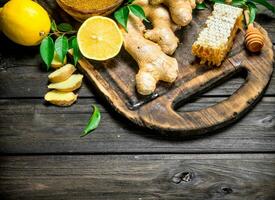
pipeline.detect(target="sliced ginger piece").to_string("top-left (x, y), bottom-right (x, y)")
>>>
top-left (51, 52), bottom-right (67, 68)
top-left (48, 64), bottom-right (76, 83)
top-left (44, 90), bottom-right (78, 106)
top-left (48, 74), bottom-right (83, 92)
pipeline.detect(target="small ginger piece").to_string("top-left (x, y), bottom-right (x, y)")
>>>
top-left (135, 0), bottom-right (179, 55)
top-left (122, 15), bottom-right (178, 95)
top-left (48, 74), bottom-right (83, 92)
top-left (149, 0), bottom-right (194, 26)
top-left (45, 90), bottom-right (78, 106)
top-left (51, 52), bottom-right (67, 69)
top-left (48, 64), bottom-right (76, 83)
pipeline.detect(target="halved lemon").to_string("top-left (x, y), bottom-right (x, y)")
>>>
top-left (77, 16), bottom-right (123, 61)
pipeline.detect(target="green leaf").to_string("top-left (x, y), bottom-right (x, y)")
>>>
top-left (251, 0), bottom-right (275, 13)
top-left (232, 0), bottom-right (247, 7)
top-left (128, 0), bottom-right (135, 3)
top-left (247, 2), bottom-right (257, 24)
top-left (57, 23), bottom-right (73, 32)
top-left (210, 0), bottom-right (225, 3)
top-left (114, 6), bottom-right (130, 31)
top-left (54, 35), bottom-right (69, 64)
top-left (128, 4), bottom-right (149, 22)
top-left (68, 36), bottom-right (74, 49)
top-left (51, 20), bottom-right (57, 32)
top-left (196, 2), bottom-right (207, 9)
top-left (40, 36), bottom-right (54, 71)
top-left (81, 105), bottom-right (101, 137)
top-left (71, 36), bottom-right (81, 66)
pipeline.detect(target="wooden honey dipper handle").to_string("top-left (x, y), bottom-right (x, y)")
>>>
top-left (244, 10), bottom-right (264, 52)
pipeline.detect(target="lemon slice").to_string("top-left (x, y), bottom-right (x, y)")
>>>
top-left (77, 16), bottom-right (123, 60)
top-left (77, 16), bottom-right (123, 61)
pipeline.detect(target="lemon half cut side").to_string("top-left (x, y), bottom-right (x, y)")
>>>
top-left (77, 16), bottom-right (123, 61)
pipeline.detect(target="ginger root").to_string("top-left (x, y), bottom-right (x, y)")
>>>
top-left (135, 0), bottom-right (180, 55)
top-left (149, 0), bottom-right (195, 26)
top-left (122, 15), bottom-right (178, 95)
top-left (51, 52), bottom-right (67, 69)
top-left (48, 74), bottom-right (83, 92)
top-left (48, 64), bottom-right (76, 83)
top-left (44, 90), bottom-right (78, 106)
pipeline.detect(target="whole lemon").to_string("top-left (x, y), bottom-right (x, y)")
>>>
top-left (0, 0), bottom-right (51, 46)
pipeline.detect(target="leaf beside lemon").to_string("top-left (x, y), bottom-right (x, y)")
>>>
top-left (77, 16), bottom-right (123, 61)
top-left (0, 0), bottom-right (51, 46)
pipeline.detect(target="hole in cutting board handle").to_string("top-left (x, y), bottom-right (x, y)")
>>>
top-left (173, 68), bottom-right (248, 112)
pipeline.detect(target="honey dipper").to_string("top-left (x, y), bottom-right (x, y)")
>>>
top-left (244, 10), bottom-right (265, 52)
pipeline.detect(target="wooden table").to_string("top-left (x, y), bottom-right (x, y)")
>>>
top-left (0, 1), bottom-right (274, 199)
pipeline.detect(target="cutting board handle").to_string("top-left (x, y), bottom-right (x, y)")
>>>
top-left (139, 26), bottom-right (273, 133)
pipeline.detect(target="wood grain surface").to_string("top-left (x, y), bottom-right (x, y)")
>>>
top-left (0, 154), bottom-right (275, 200)
top-left (0, 0), bottom-right (274, 199)
top-left (0, 97), bottom-right (274, 154)
top-left (1, 53), bottom-right (275, 97)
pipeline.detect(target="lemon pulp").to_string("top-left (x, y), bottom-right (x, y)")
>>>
top-left (77, 16), bottom-right (123, 61)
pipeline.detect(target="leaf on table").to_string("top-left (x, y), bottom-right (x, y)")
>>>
top-left (55, 35), bottom-right (69, 64)
top-left (40, 36), bottom-right (54, 71)
top-left (81, 105), bottom-right (101, 137)
top-left (114, 6), bottom-right (130, 31)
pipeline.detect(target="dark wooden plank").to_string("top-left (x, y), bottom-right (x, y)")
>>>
top-left (0, 64), bottom-right (94, 98)
top-left (0, 97), bottom-right (274, 154)
top-left (0, 154), bottom-right (275, 200)
top-left (0, 64), bottom-right (274, 98)
top-left (256, 7), bottom-right (275, 42)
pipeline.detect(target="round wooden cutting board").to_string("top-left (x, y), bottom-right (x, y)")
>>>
top-left (77, 8), bottom-right (274, 134)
